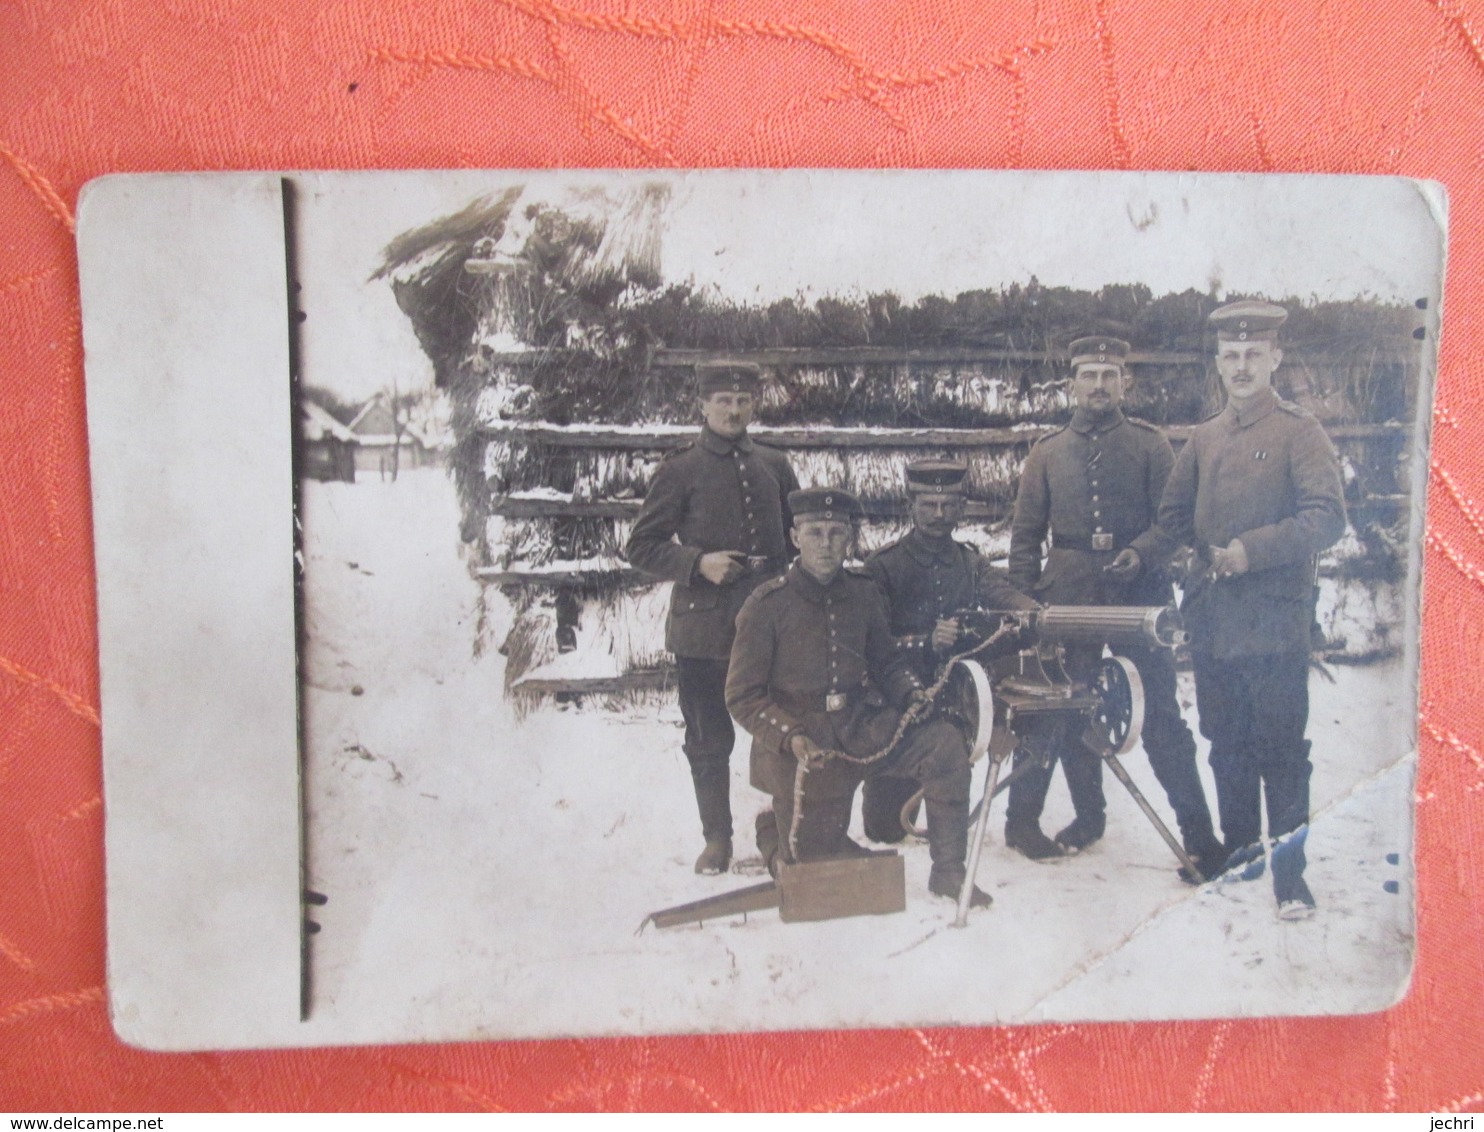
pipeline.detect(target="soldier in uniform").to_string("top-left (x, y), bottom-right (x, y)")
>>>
top-left (1005, 336), bottom-right (1225, 877)
top-left (624, 364), bottom-right (800, 875)
top-left (860, 459), bottom-right (1039, 844)
top-left (725, 488), bottom-right (992, 907)
top-left (1157, 301), bottom-right (1346, 919)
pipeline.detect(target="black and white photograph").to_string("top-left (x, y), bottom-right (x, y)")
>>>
top-left (82, 169), bottom-right (1442, 1049)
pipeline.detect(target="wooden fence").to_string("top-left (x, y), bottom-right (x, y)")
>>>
top-left (473, 345), bottom-right (1418, 698)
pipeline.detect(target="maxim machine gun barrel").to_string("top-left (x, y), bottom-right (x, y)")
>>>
top-left (1030, 605), bottom-right (1188, 650)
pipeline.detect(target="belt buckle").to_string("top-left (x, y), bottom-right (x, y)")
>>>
top-left (746, 555), bottom-right (770, 572)
top-left (825, 692), bottom-right (847, 713)
top-left (1091, 533), bottom-right (1114, 551)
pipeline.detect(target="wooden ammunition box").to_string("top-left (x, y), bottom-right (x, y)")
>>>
top-left (776, 851), bottom-right (906, 923)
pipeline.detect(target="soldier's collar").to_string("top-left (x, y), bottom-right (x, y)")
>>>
top-left (1226, 386), bottom-right (1280, 428)
top-left (1069, 407), bottom-right (1125, 435)
top-left (787, 562), bottom-right (846, 602)
top-left (699, 426), bottom-right (754, 455)
top-left (905, 528), bottom-right (960, 564)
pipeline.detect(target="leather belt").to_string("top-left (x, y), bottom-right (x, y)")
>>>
top-left (772, 688), bottom-right (852, 714)
top-left (1051, 532), bottom-right (1117, 552)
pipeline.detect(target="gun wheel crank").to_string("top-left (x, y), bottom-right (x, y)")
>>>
top-left (1085, 656), bottom-right (1144, 757)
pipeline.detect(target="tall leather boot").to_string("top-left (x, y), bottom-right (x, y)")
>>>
top-left (1055, 743), bottom-right (1106, 852)
top-left (1145, 713), bottom-right (1222, 878)
top-left (1268, 742), bottom-right (1314, 913)
top-left (924, 792), bottom-right (991, 907)
top-left (1004, 743), bottom-right (1064, 860)
top-left (690, 758), bottom-right (733, 875)
top-left (1212, 746), bottom-right (1264, 881)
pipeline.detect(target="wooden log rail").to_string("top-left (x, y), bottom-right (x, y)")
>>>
top-left (490, 492), bottom-right (1407, 523)
top-left (479, 416), bottom-right (1414, 697)
top-left (490, 495), bottom-right (1017, 522)
top-left (480, 344), bottom-right (1420, 370)
top-left (511, 669), bottom-right (674, 696)
top-left (478, 420), bottom-right (1408, 450)
top-left (509, 648), bottom-right (1400, 697)
top-left (477, 552), bottom-right (1402, 587)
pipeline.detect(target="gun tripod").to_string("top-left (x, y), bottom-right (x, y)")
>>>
top-left (946, 647), bottom-right (1203, 926)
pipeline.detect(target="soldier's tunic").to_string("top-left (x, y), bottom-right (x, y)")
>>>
top-left (1157, 386), bottom-right (1346, 896)
top-left (726, 565), bottom-right (974, 881)
top-left (866, 531), bottom-right (1039, 683)
top-left (1007, 408), bottom-right (1217, 854)
top-left (624, 426), bottom-right (799, 841)
top-left (860, 531), bottom-right (1037, 840)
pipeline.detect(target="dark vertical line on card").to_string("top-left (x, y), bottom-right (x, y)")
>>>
top-left (282, 176), bottom-right (316, 1021)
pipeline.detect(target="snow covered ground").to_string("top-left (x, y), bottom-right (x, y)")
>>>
top-left (297, 466), bottom-right (1415, 1046)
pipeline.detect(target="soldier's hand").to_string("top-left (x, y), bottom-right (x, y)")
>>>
top-left (698, 550), bottom-right (747, 585)
top-left (1209, 539), bottom-right (1250, 579)
top-left (788, 733), bottom-right (823, 763)
top-left (1105, 548), bottom-right (1142, 580)
top-left (931, 618), bottom-right (960, 652)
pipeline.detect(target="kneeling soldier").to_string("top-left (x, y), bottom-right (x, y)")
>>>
top-left (862, 459), bottom-right (1039, 843)
top-left (726, 488), bottom-right (992, 907)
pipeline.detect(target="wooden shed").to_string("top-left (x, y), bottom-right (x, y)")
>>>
top-left (299, 398), bottom-right (359, 483)
top-left (347, 393), bottom-right (440, 479)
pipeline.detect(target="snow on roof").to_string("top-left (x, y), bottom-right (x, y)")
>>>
top-left (347, 396), bottom-right (393, 434)
top-left (478, 420), bottom-right (1052, 437)
top-left (301, 400), bottom-right (359, 443)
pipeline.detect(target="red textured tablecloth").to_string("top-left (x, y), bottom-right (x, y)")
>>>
top-left (3, 0), bottom-right (1482, 1112)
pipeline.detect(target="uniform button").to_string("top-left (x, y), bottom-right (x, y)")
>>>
top-left (1092, 494), bottom-right (1099, 502)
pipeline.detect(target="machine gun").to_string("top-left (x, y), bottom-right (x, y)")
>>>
top-left (937, 604), bottom-right (1198, 925)
top-left (946, 603), bottom-right (1186, 755)
top-left (641, 603), bottom-right (1197, 932)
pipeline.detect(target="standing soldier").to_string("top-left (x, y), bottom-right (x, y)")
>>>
top-left (1005, 336), bottom-right (1225, 878)
top-left (625, 364), bottom-right (799, 875)
top-left (726, 488), bottom-right (992, 907)
top-left (1158, 302), bottom-right (1346, 919)
top-left (861, 459), bottom-right (1039, 844)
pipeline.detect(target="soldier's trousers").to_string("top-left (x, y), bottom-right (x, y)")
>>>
top-left (772, 718), bottom-right (972, 882)
top-left (1006, 644), bottom-right (1217, 853)
top-left (675, 655), bottom-right (736, 841)
top-left (1191, 650), bottom-right (1312, 901)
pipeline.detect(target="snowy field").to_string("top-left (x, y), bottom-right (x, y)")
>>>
top-left (298, 466), bottom-right (1415, 1045)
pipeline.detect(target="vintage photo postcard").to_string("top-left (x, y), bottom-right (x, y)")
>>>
top-left (78, 169), bottom-right (1443, 1050)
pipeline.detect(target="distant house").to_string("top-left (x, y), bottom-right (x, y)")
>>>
top-left (346, 393), bottom-right (441, 478)
top-left (300, 398), bottom-right (359, 483)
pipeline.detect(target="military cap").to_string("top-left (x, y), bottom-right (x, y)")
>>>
top-left (905, 458), bottom-right (969, 492)
top-left (1068, 336), bottom-right (1131, 368)
top-left (696, 362), bottom-right (763, 397)
top-left (1209, 300), bottom-right (1288, 342)
top-left (789, 487), bottom-right (862, 523)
